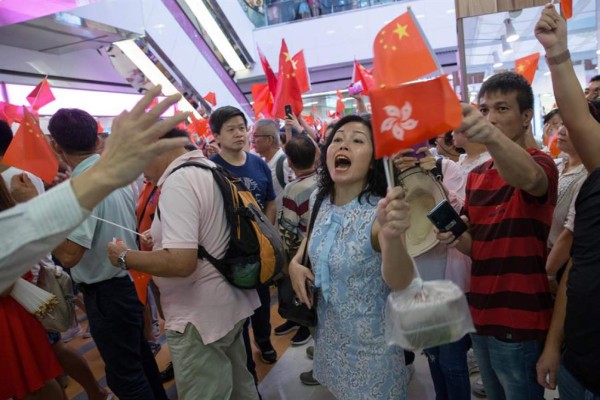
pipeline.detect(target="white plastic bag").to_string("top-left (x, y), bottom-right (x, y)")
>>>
top-left (385, 277), bottom-right (475, 351)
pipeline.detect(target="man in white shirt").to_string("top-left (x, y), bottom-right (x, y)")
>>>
top-left (252, 119), bottom-right (294, 212)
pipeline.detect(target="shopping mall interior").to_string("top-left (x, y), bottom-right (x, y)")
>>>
top-left (1, 0), bottom-right (597, 399)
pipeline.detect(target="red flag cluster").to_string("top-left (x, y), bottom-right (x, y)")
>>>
top-left (253, 41), bottom-right (309, 119)
top-left (369, 9), bottom-right (462, 158)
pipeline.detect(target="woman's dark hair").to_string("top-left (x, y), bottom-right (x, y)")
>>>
top-left (317, 114), bottom-right (386, 204)
top-left (543, 109), bottom-right (560, 125)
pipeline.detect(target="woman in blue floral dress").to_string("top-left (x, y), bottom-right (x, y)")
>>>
top-left (289, 115), bottom-right (415, 399)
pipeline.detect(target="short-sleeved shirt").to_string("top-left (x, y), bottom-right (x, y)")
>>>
top-left (67, 154), bottom-right (132, 284)
top-left (278, 171), bottom-right (317, 261)
top-left (563, 168), bottom-right (600, 395)
top-left (267, 148), bottom-right (294, 211)
top-left (211, 152), bottom-right (275, 211)
top-left (464, 149), bottom-right (557, 342)
top-left (547, 161), bottom-right (586, 247)
top-left (152, 151), bottom-right (260, 344)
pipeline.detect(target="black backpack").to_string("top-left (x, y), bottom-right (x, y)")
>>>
top-left (162, 161), bottom-right (285, 289)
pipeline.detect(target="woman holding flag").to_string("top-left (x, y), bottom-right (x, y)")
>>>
top-left (289, 114), bottom-right (415, 399)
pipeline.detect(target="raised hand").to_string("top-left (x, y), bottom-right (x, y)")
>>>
top-left (94, 85), bottom-right (190, 190)
top-left (534, 4), bottom-right (568, 55)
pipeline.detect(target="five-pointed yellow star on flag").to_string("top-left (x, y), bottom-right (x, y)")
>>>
top-left (393, 23), bottom-right (409, 40)
top-left (290, 59), bottom-right (298, 70)
top-left (284, 52), bottom-right (293, 62)
top-left (517, 65), bottom-right (525, 72)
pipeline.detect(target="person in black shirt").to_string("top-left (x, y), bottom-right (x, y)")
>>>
top-left (535, 6), bottom-right (600, 398)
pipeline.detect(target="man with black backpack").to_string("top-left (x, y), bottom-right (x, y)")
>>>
top-left (107, 128), bottom-right (261, 400)
top-left (209, 106), bottom-right (279, 371)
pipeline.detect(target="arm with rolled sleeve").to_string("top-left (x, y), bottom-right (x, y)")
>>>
top-left (0, 182), bottom-right (89, 292)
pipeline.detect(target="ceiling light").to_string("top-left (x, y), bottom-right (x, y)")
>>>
top-left (416, 14), bottom-right (425, 19)
top-left (596, 49), bottom-right (600, 54)
top-left (326, 30), bottom-right (335, 34)
top-left (493, 51), bottom-right (503, 68)
top-left (354, 24), bottom-right (363, 29)
top-left (504, 18), bottom-right (519, 43)
top-left (544, 71), bottom-right (551, 76)
top-left (183, 0), bottom-right (246, 71)
top-left (501, 35), bottom-right (513, 55)
top-left (446, 9), bottom-right (455, 14)
top-left (114, 39), bottom-right (198, 114)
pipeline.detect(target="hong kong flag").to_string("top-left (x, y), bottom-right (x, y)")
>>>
top-left (370, 76), bottom-right (461, 159)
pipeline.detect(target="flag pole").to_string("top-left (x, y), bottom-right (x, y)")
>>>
top-left (383, 157), bottom-right (395, 189)
top-left (407, 7), bottom-right (444, 76)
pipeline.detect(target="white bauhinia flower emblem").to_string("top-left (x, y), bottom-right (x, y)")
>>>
top-left (380, 102), bottom-right (419, 140)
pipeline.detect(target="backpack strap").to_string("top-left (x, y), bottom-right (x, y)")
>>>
top-left (276, 155), bottom-right (286, 189)
top-left (430, 157), bottom-right (444, 182)
top-left (154, 161), bottom-right (231, 267)
top-left (301, 194), bottom-right (324, 270)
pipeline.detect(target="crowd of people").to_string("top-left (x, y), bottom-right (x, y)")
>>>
top-left (1, 4), bottom-right (600, 400)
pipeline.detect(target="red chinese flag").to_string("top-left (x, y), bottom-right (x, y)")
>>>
top-left (352, 60), bottom-right (375, 95)
top-left (292, 50), bottom-right (310, 93)
top-left (372, 10), bottom-right (439, 88)
top-left (370, 75), bottom-right (461, 159)
top-left (258, 46), bottom-right (279, 96)
top-left (336, 90), bottom-right (345, 114)
top-left (561, 0), bottom-right (572, 19)
top-left (251, 83), bottom-right (274, 119)
top-left (272, 39), bottom-right (303, 119)
top-left (26, 78), bottom-right (55, 110)
top-left (515, 53), bottom-right (540, 84)
top-left (3, 108), bottom-right (58, 183)
top-left (187, 114), bottom-right (209, 137)
top-left (204, 91), bottom-right (217, 107)
top-left (96, 119), bottom-right (104, 134)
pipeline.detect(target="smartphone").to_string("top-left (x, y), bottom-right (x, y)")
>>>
top-left (348, 81), bottom-right (364, 96)
top-left (427, 200), bottom-right (467, 238)
top-left (284, 104), bottom-right (293, 117)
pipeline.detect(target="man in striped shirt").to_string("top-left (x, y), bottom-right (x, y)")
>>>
top-left (438, 72), bottom-right (558, 398)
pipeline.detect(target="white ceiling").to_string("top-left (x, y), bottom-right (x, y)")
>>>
top-left (464, 0), bottom-right (597, 72)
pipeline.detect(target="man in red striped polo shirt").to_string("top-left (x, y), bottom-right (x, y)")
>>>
top-left (438, 72), bottom-right (558, 399)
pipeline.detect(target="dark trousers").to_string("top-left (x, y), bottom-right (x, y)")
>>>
top-left (251, 283), bottom-right (272, 344)
top-left (82, 277), bottom-right (167, 400)
top-left (423, 334), bottom-right (471, 400)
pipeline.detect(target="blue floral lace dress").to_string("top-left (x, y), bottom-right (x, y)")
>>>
top-left (308, 195), bottom-right (408, 400)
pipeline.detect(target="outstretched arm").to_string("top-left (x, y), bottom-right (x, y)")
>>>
top-left (535, 4), bottom-right (600, 171)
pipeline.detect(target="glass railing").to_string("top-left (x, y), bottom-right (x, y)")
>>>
top-left (238, 0), bottom-right (403, 27)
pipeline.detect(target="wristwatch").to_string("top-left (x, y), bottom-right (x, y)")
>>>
top-left (117, 249), bottom-right (130, 270)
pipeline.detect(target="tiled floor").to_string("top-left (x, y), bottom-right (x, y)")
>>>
top-left (65, 300), bottom-right (560, 400)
